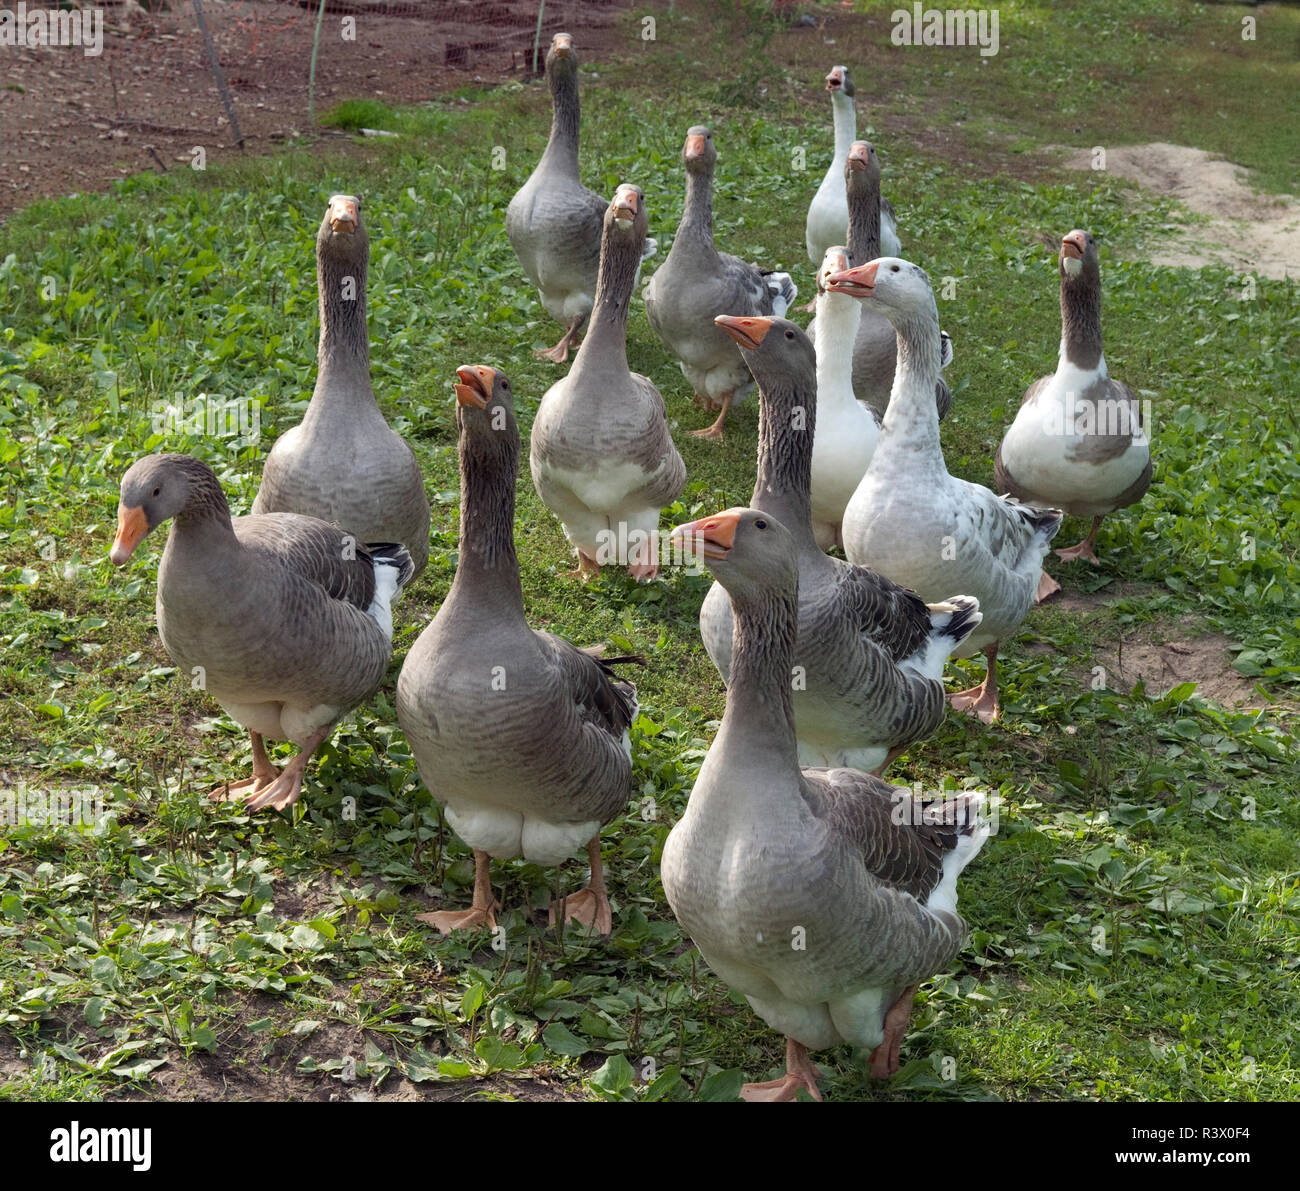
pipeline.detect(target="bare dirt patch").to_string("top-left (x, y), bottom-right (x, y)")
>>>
top-left (0, 0), bottom-right (635, 222)
top-left (1100, 622), bottom-right (1264, 708)
top-left (1061, 142), bottom-right (1300, 279)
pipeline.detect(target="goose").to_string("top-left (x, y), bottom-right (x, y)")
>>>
top-left (829, 259), bottom-right (1063, 723)
top-left (805, 66), bottom-right (900, 265)
top-left (995, 229), bottom-right (1152, 585)
top-left (109, 453), bottom-right (413, 811)
top-left (698, 313), bottom-right (982, 774)
top-left (253, 194), bottom-right (431, 576)
top-left (397, 366), bottom-right (637, 935)
top-left (644, 126), bottom-right (797, 440)
top-left (663, 506), bottom-right (988, 1100)
top-left (531, 184), bottom-right (686, 581)
top-left (506, 31), bottom-right (657, 364)
top-left (808, 244), bottom-right (878, 551)
top-left (808, 142), bottom-right (952, 423)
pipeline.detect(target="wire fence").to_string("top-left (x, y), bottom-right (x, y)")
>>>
top-left (0, 0), bottom-right (648, 218)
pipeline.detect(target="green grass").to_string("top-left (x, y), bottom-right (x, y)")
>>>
top-left (1, 0), bottom-right (1297, 1102)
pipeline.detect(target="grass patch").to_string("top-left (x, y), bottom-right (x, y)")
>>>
top-left (0, 0), bottom-right (1297, 1102)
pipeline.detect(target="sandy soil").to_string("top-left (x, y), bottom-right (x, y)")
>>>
top-left (1062, 142), bottom-right (1299, 280)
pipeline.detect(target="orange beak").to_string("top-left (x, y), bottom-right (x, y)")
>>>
top-left (825, 260), bottom-right (878, 298)
top-left (454, 364), bottom-right (493, 409)
top-left (847, 141), bottom-right (870, 172)
top-left (672, 509), bottom-right (742, 560)
top-left (1062, 230), bottom-right (1087, 260)
top-left (110, 504), bottom-right (149, 567)
top-left (714, 315), bottom-right (773, 350)
top-left (826, 68), bottom-right (843, 91)
top-left (552, 34), bottom-right (572, 57)
top-left (328, 195), bottom-right (359, 234)
top-left (684, 133), bottom-right (707, 160)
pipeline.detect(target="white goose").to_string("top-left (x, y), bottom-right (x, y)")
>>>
top-left (809, 245), bottom-right (878, 551)
top-left (805, 66), bottom-right (900, 265)
top-left (995, 229), bottom-right (1152, 587)
top-left (830, 258), bottom-right (1063, 723)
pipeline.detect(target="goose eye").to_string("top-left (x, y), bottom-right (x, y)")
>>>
top-left (784, 329), bottom-right (794, 339)
top-left (890, 265), bottom-right (900, 272)
top-left (754, 518), bottom-right (768, 529)
top-left (152, 486), bottom-right (161, 497)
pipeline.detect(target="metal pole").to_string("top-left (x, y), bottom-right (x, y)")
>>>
top-left (308, 0), bottom-right (328, 128)
top-left (532, 0), bottom-right (546, 74)
top-left (190, 0), bottom-right (244, 148)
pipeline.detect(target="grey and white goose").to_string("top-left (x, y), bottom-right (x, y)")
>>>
top-left (664, 505), bottom-right (988, 1101)
top-left (253, 194), bottom-right (430, 576)
top-left (397, 366), bottom-right (637, 936)
top-left (530, 184), bottom-right (685, 581)
top-left (805, 65), bottom-right (900, 264)
top-left (506, 32), bottom-right (656, 364)
top-left (808, 142), bottom-right (952, 423)
top-left (111, 453), bottom-right (413, 812)
top-left (644, 126), bottom-right (796, 440)
top-left (830, 258), bottom-right (1062, 723)
top-left (697, 315), bottom-right (982, 776)
top-left (995, 229), bottom-right (1152, 591)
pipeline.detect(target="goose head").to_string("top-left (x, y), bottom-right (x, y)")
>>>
top-left (845, 139), bottom-right (881, 194)
top-left (1060, 228), bottom-right (1099, 283)
top-left (682, 125), bottom-right (716, 176)
top-left (318, 194), bottom-right (367, 265)
top-left (607, 183), bottom-right (648, 242)
top-left (547, 31), bottom-right (577, 82)
top-left (825, 257), bottom-right (939, 327)
top-left (816, 245), bottom-right (851, 296)
top-left (825, 65), bottom-right (855, 100)
top-left (110, 453), bottom-right (216, 565)
top-left (672, 506), bottom-right (797, 598)
top-left (715, 315), bottom-right (816, 389)
top-left (454, 364), bottom-right (517, 438)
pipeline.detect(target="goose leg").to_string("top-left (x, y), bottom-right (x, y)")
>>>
top-left (418, 850), bottom-right (499, 935)
top-left (740, 1038), bottom-right (824, 1102)
top-left (535, 316), bottom-right (585, 364)
top-left (691, 391), bottom-right (734, 440)
top-left (209, 732), bottom-right (280, 801)
top-left (868, 984), bottom-right (918, 1079)
top-left (549, 835), bottom-right (612, 936)
top-left (949, 644), bottom-right (1000, 723)
top-left (567, 549), bottom-right (601, 583)
top-left (1035, 569), bottom-right (1062, 603)
top-left (1055, 516), bottom-right (1103, 564)
top-left (242, 723), bottom-right (333, 812)
top-left (868, 742), bottom-right (909, 778)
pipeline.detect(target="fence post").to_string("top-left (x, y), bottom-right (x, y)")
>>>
top-left (532, 0), bottom-right (546, 74)
top-left (190, 0), bottom-right (244, 148)
top-left (308, 0), bottom-right (328, 129)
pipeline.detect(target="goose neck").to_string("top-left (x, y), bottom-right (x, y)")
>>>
top-left (879, 311), bottom-right (943, 448)
top-left (675, 167), bottom-right (717, 250)
top-left (1060, 273), bottom-right (1104, 371)
top-left (814, 293), bottom-right (863, 402)
top-left (570, 227), bottom-right (639, 379)
top-left (752, 378), bottom-right (826, 564)
top-left (846, 178), bottom-right (881, 266)
top-left (539, 66), bottom-right (581, 176)
top-left (316, 248), bottom-right (373, 398)
top-left (448, 425), bottom-right (526, 620)
top-left (831, 93), bottom-right (856, 159)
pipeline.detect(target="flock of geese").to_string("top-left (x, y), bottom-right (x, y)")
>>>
top-left (107, 33), bottom-right (1153, 1100)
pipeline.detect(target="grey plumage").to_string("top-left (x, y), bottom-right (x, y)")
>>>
top-left (253, 194), bottom-right (430, 576)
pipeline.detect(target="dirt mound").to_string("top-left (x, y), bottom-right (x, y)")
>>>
top-left (1061, 142), bottom-right (1299, 280)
